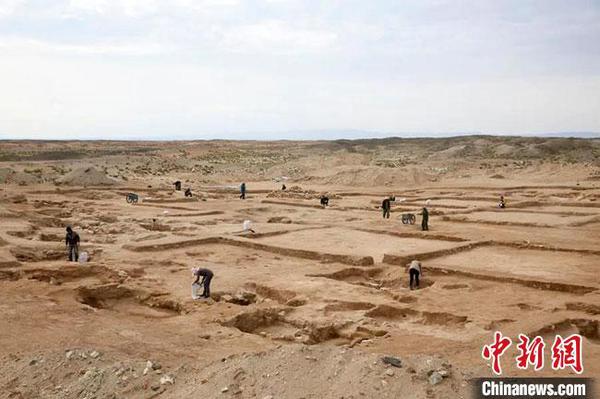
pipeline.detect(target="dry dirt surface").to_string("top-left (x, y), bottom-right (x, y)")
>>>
top-left (0, 137), bottom-right (599, 398)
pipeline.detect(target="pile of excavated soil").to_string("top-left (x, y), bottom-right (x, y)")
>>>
top-left (56, 166), bottom-right (118, 186)
top-left (267, 185), bottom-right (340, 200)
top-left (0, 167), bottom-right (42, 185)
top-left (180, 344), bottom-right (465, 398)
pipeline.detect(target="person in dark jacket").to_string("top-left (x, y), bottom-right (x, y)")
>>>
top-left (192, 267), bottom-right (214, 298)
top-left (173, 181), bottom-right (182, 191)
top-left (320, 195), bottom-right (329, 207)
top-left (381, 197), bottom-right (392, 219)
top-left (65, 226), bottom-right (80, 262)
top-left (421, 207), bottom-right (429, 231)
top-left (240, 182), bottom-right (246, 199)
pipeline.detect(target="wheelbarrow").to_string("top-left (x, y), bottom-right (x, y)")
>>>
top-left (126, 193), bottom-right (139, 204)
top-left (401, 213), bottom-right (416, 224)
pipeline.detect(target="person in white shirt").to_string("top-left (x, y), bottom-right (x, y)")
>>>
top-left (406, 260), bottom-right (422, 290)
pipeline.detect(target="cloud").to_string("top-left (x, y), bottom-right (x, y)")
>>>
top-left (0, 36), bottom-right (167, 55)
top-left (0, 0), bottom-right (24, 18)
top-left (218, 20), bottom-right (338, 54)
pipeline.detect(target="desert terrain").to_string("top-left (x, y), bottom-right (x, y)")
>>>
top-left (0, 136), bottom-right (599, 398)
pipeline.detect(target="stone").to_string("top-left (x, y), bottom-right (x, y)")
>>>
top-left (437, 368), bottom-right (450, 378)
top-left (65, 351), bottom-right (74, 360)
top-left (385, 369), bottom-right (395, 377)
top-left (89, 351), bottom-right (100, 359)
top-left (428, 371), bottom-right (443, 385)
top-left (221, 387), bottom-right (229, 393)
top-left (160, 375), bottom-right (174, 385)
top-left (381, 356), bottom-right (402, 368)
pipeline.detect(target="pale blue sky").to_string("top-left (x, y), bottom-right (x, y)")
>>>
top-left (0, 0), bottom-right (599, 140)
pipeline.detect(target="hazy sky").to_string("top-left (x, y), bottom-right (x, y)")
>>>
top-left (1, 0), bottom-right (599, 140)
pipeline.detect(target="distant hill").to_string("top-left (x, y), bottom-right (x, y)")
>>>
top-left (533, 132), bottom-right (600, 138)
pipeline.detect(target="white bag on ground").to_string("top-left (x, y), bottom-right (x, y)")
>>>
top-left (79, 252), bottom-right (89, 264)
top-left (243, 220), bottom-right (252, 232)
top-left (191, 283), bottom-right (201, 299)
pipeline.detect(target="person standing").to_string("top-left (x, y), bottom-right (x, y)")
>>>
top-left (381, 197), bottom-right (392, 219)
top-left (406, 260), bottom-right (422, 290)
top-left (240, 182), bottom-right (246, 199)
top-left (192, 267), bottom-right (214, 298)
top-left (421, 207), bottom-right (429, 231)
top-left (65, 226), bottom-right (80, 262)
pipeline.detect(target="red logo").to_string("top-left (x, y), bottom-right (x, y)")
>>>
top-left (516, 334), bottom-right (545, 371)
top-left (482, 331), bottom-right (513, 375)
top-left (551, 334), bottom-right (583, 374)
top-left (482, 332), bottom-right (584, 375)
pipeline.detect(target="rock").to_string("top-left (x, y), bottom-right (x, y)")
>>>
top-left (89, 351), bottom-right (100, 359)
top-left (221, 386), bottom-right (229, 393)
top-left (65, 351), bottom-right (74, 360)
top-left (200, 334), bottom-right (211, 339)
top-left (222, 294), bottom-right (234, 303)
top-left (267, 216), bottom-right (292, 224)
top-left (263, 396), bottom-right (274, 399)
top-left (385, 369), bottom-right (395, 377)
top-left (285, 298), bottom-right (306, 307)
top-left (381, 356), bottom-right (402, 368)
top-left (151, 384), bottom-right (161, 391)
top-left (437, 368), bottom-right (451, 378)
top-left (428, 371), bottom-right (443, 385)
top-left (160, 375), bottom-right (174, 385)
top-left (151, 362), bottom-right (162, 370)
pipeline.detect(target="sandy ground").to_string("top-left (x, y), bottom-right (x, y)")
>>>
top-left (0, 138), bottom-right (599, 398)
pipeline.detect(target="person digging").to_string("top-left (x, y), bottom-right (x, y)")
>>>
top-left (192, 267), bottom-right (214, 299)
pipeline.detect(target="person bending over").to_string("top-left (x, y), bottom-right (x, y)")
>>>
top-left (192, 267), bottom-right (214, 298)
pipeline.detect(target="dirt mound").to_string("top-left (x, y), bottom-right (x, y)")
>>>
top-left (267, 185), bottom-right (341, 200)
top-left (10, 246), bottom-right (64, 262)
top-left (0, 168), bottom-right (42, 185)
top-left (179, 344), bottom-right (464, 398)
top-left (531, 319), bottom-right (600, 342)
top-left (57, 166), bottom-right (118, 186)
top-left (565, 302), bottom-right (600, 315)
top-left (267, 216), bottom-right (292, 223)
top-left (244, 283), bottom-right (298, 304)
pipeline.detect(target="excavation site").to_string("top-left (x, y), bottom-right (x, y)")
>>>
top-left (0, 138), bottom-right (599, 398)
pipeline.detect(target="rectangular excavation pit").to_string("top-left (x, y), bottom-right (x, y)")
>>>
top-left (424, 246), bottom-right (600, 292)
top-left (513, 206), bottom-right (600, 215)
top-left (448, 210), bottom-right (596, 227)
top-left (401, 199), bottom-right (496, 209)
top-left (254, 227), bottom-right (465, 263)
top-left (124, 236), bottom-right (374, 266)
